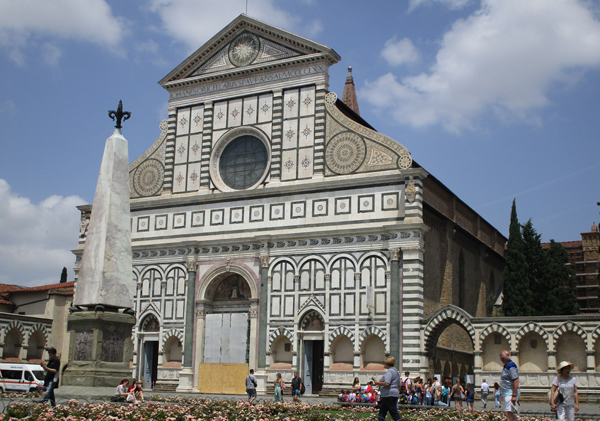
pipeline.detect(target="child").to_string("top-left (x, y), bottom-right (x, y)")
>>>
top-left (338, 390), bottom-right (344, 402)
top-left (349, 391), bottom-right (356, 402)
top-left (466, 383), bottom-right (476, 412)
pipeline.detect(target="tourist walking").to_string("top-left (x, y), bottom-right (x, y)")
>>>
top-left (550, 361), bottom-right (579, 421)
top-left (246, 369), bottom-right (258, 404)
top-left (273, 373), bottom-right (284, 402)
top-left (494, 382), bottom-right (501, 408)
top-left (465, 383), bottom-right (476, 412)
top-left (481, 378), bottom-right (490, 408)
top-left (291, 371), bottom-right (303, 402)
top-left (499, 350), bottom-right (520, 421)
top-left (373, 356), bottom-right (402, 421)
top-left (40, 348), bottom-right (60, 407)
top-left (451, 378), bottom-right (464, 411)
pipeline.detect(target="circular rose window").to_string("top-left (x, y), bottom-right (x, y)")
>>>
top-left (210, 127), bottom-right (271, 192)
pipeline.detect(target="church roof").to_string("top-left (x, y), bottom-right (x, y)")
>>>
top-left (159, 14), bottom-right (341, 89)
top-left (341, 66), bottom-right (360, 115)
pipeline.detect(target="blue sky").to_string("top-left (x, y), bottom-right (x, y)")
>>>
top-left (1, 0), bottom-right (599, 286)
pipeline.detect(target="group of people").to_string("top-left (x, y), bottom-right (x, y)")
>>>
top-left (338, 379), bottom-right (378, 403)
top-left (245, 369), bottom-right (304, 403)
top-left (112, 378), bottom-right (145, 403)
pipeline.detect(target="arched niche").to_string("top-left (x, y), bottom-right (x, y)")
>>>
top-left (162, 336), bottom-right (182, 368)
top-left (300, 311), bottom-right (325, 332)
top-left (207, 274), bottom-right (252, 302)
top-left (518, 332), bottom-right (548, 372)
top-left (482, 333), bottom-right (510, 371)
top-left (361, 334), bottom-right (385, 370)
top-left (270, 335), bottom-right (293, 369)
top-left (330, 335), bottom-right (354, 370)
top-left (27, 330), bottom-right (46, 361)
top-left (556, 332), bottom-right (586, 372)
top-left (3, 328), bottom-right (23, 360)
top-left (141, 314), bottom-right (160, 332)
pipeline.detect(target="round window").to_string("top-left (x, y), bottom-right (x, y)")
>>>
top-left (218, 135), bottom-right (268, 190)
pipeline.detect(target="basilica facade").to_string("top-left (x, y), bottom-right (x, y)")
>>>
top-left (73, 15), bottom-right (508, 395)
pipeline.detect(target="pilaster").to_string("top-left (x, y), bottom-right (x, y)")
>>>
top-left (177, 254), bottom-right (198, 392)
top-left (258, 254), bottom-right (270, 369)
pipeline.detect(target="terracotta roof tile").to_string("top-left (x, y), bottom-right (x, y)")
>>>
top-left (16, 281), bottom-right (75, 293)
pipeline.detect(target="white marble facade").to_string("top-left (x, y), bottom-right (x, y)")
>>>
top-left (74, 15), bottom-right (426, 392)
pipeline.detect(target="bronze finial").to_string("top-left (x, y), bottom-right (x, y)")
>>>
top-left (108, 100), bottom-right (131, 129)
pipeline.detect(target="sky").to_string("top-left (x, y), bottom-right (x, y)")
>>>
top-left (1, 0), bottom-right (599, 287)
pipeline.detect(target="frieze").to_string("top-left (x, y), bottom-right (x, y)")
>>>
top-left (170, 65), bottom-right (327, 100)
top-left (130, 232), bottom-right (423, 260)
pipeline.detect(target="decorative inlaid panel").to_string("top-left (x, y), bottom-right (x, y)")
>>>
top-left (270, 203), bottom-right (285, 220)
top-left (137, 216), bottom-right (150, 232)
top-left (299, 86), bottom-right (315, 117)
top-left (187, 162), bottom-right (200, 192)
top-left (155, 215), bottom-right (168, 231)
top-left (382, 192), bottom-right (399, 210)
top-left (326, 132), bottom-right (366, 175)
top-left (312, 199), bottom-right (328, 217)
top-left (283, 89), bottom-right (299, 119)
top-left (210, 209), bottom-right (224, 225)
top-left (230, 207), bottom-right (244, 224)
top-left (172, 164), bottom-right (187, 193)
top-left (283, 119), bottom-right (298, 149)
top-left (176, 108), bottom-right (190, 135)
top-left (243, 97), bottom-right (258, 126)
top-left (188, 134), bottom-right (202, 162)
top-left (358, 194), bottom-right (375, 213)
top-left (228, 98), bottom-right (243, 127)
top-left (190, 106), bottom-right (204, 134)
top-left (291, 201), bottom-right (305, 219)
top-left (175, 136), bottom-right (189, 164)
top-left (101, 332), bottom-right (124, 363)
top-left (191, 211), bottom-right (205, 227)
top-left (281, 149), bottom-right (296, 181)
top-left (298, 148), bottom-right (313, 179)
top-left (258, 94), bottom-right (273, 123)
top-left (249, 205), bottom-right (264, 222)
top-left (213, 102), bottom-right (228, 130)
top-left (74, 331), bottom-right (93, 361)
top-left (335, 197), bottom-right (351, 215)
top-left (133, 159), bottom-right (164, 197)
top-left (298, 117), bottom-right (314, 148)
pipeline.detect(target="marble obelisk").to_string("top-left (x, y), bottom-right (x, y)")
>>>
top-left (73, 127), bottom-right (134, 310)
top-left (63, 102), bottom-right (136, 387)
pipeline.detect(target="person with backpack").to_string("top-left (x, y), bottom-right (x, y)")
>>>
top-left (291, 371), bottom-right (303, 402)
top-left (550, 361), bottom-right (579, 421)
top-left (245, 369), bottom-right (258, 404)
top-left (373, 356), bottom-right (402, 421)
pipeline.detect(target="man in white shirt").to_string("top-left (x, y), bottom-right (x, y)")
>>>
top-left (481, 378), bottom-right (490, 409)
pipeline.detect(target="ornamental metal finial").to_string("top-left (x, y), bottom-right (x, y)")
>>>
top-left (108, 100), bottom-right (131, 129)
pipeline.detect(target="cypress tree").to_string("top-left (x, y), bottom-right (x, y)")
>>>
top-left (521, 220), bottom-right (550, 315)
top-left (547, 240), bottom-right (578, 315)
top-left (503, 200), bottom-right (532, 316)
top-left (60, 267), bottom-right (68, 283)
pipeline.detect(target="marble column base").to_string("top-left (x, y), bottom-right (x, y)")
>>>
top-left (62, 311), bottom-right (135, 387)
top-left (177, 367), bottom-right (194, 392)
top-left (254, 370), bottom-right (268, 394)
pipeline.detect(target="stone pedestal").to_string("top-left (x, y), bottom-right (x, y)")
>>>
top-left (62, 311), bottom-right (135, 387)
top-left (177, 367), bottom-right (194, 392)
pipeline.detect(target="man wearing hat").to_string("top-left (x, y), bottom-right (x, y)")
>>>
top-left (499, 350), bottom-right (520, 421)
top-left (551, 361), bottom-right (579, 421)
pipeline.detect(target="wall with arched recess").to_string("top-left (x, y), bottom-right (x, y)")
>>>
top-left (163, 336), bottom-right (183, 366)
top-left (556, 332), bottom-right (586, 372)
top-left (270, 335), bottom-right (293, 367)
top-left (361, 334), bottom-right (385, 370)
top-left (27, 330), bottom-right (46, 361)
top-left (330, 334), bottom-right (354, 370)
top-left (518, 332), bottom-right (548, 372)
top-left (3, 328), bottom-right (23, 359)
top-left (481, 332), bottom-right (510, 371)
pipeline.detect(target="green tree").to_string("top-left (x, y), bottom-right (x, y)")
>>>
top-left (546, 240), bottom-right (578, 315)
top-left (521, 220), bottom-right (551, 315)
top-left (60, 267), bottom-right (68, 283)
top-left (503, 200), bottom-right (532, 316)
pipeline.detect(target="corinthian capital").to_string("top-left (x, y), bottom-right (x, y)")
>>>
top-left (186, 255), bottom-right (199, 272)
top-left (260, 254), bottom-right (270, 268)
top-left (389, 248), bottom-right (402, 261)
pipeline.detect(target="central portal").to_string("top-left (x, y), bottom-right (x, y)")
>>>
top-left (300, 311), bottom-right (325, 395)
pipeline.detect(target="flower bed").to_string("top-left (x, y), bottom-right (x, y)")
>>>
top-left (0, 398), bottom-right (586, 421)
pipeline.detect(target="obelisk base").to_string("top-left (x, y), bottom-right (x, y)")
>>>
top-left (62, 311), bottom-right (135, 387)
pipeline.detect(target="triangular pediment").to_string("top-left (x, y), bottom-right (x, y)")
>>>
top-left (159, 14), bottom-right (340, 87)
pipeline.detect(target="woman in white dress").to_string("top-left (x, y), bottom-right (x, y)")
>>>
top-left (551, 361), bottom-right (579, 421)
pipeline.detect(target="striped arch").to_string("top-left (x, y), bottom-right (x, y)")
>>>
top-left (268, 257), bottom-right (298, 276)
top-left (269, 327), bottom-right (294, 349)
top-left (591, 325), bottom-right (600, 344)
top-left (359, 326), bottom-right (387, 349)
top-left (329, 326), bottom-right (355, 346)
top-left (553, 322), bottom-right (587, 346)
top-left (297, 255), bottom-right (328, 271)
top-left (26, 323), bottom-right (50, 343)
top-left (423, 305), bottom-right (475, 353)
top-left (2, 320), bottom-right (25, 342)
top-left (515, 322), bottom-right (549, 348)
top-left (357, 252), bottom-right (390, 271)
top-left (479, 323), bottom-right (511, 350)
top-left (161, 329), bottom-right (184, 350)
top-left (139, 264), bottom-right (166, 278)
top-left (327, 253), bottom-right (358, 272)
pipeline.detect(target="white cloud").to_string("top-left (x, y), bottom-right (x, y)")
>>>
top-left (0, 179), bottom-right (84, 287)
top-left (304, 19), bottom-right (323, 38)
top-left (0, 0), bottom-right (126, 62)
top-left (41, 43), bottom-right (62, 66)
top-left (409, 0), bottom-right (472, 12)
top-left (9, 49), bottom-right (25, 66)
top-left (381, 37), bottom-right (420, 66)
top-left (362, 0), bottom-right (600, 133)
top-left (147, 0), bottom-right (301, 51)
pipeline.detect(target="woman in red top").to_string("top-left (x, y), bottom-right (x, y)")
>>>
top-left (127, 379), bottom-right (144, 403)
